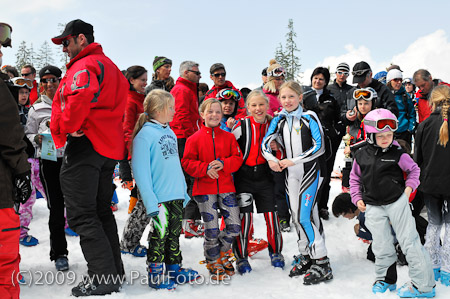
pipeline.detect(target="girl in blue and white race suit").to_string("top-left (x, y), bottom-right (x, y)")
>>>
top-left (262, 81), bottom-right (332, 285)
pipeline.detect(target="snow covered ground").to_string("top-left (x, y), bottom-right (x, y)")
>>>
top-left (19, 147), bottom-right (450, 298)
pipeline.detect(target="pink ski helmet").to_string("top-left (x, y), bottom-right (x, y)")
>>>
top-left (363, 108), bottom-right (398, 133)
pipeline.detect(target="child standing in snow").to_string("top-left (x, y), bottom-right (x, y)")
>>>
top-left (350, 108), bottom-right (435, 297)
top-left (415, 85), bottom-right (450, 287)
top-left (181, 98), bottom-right (243, 281)
top-left (232, 90), bottom-right (283, 274)
top-left (131, 89), bottom-right (199, 290)
top-left (262, 81), bottom-right (332, 285)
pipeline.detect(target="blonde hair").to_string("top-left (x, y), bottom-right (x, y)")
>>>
top-left (430, 85), bottom-right (450, 147)
top-left (263, 59), bottom-right (284, 93)
top-left (279, 80), bottom-right (303, 96)
top-left (246, 90), bottom-right (272, 122)
top-left (199, 98), bottom-right (222, 115)
top-left (132, 89), bottom-right (174, 141)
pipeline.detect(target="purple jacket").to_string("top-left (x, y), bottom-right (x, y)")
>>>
top-left (350, 140), bottom-right (420, 206)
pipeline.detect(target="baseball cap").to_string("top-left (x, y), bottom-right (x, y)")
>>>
top-left (39, 65), bottom-right (62, 79)
top-left (352, 61), bottom-right (371, 84)
top-left (52, 19), bottom-right (94, 45)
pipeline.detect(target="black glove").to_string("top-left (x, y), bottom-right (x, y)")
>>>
top-left (14, 170), bottom-right (32, 204)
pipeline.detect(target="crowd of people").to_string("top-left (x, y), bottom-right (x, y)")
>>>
top-left (1, 19), bottom-right (450, 298)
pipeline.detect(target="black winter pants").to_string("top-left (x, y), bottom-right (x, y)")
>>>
top-left (60, 136), bottom-right (124, 277)
top-left (40, 157), bottom-right (68, 261)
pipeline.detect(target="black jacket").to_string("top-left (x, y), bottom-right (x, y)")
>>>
top-left (341, 79), bottom-right (399, 125)
top-left (414, 109), bottom-right (450, 195)
top-left (328, 79), bottom-right (353, 108)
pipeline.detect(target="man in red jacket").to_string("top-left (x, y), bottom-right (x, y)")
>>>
top-left (413, 69), bottom-right (450, 123)
top-left (204, 63), bottom-right (247, 118)
top-left (169, 61), bottom-right (204, 237)
top-left (50, 19), bottom-right (127, 297)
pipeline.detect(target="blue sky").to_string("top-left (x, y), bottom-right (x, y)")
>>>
top-left (3, 0), bottom-right (450, 88)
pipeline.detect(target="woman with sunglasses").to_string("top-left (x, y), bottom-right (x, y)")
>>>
top-left (386, 69), bottom-right (416, 152)
top-left (303, 67), bottom-right (343, 220)
top-left (350, 108), bottom-right (435, 298)
top-left (263, 59), bottom-right (285, 116)
top-left (145, 56), bottom-right (174, 93)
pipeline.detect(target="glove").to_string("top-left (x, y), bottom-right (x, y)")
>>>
top-left (14, 170), bottom-right (32, 204)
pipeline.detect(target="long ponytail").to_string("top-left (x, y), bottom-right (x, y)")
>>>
top-left (430, 85), bottom-right (450, 147)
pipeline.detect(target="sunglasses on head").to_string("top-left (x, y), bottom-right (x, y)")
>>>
top-left (336, 70), bottom-right (349, 76)
top-left (11, 77), bottom-right (33, 89)
top-left (352, 69), bottom-right (370, 76)
top-left (353, 88), bottom-right (374, 101)
top-left (217, 89), bottom-right (241, 101)
top-left (391, 78), bottom-right (402, 83)
top-left (364, 118), bottom-right (398, 132)
top-left (267, 67), bottom-right (286, 77)
top-left (188, 69), bottom-right (201, 76)
top-left (41, 78), bottom-right (59, 84)
top-left (212, 72), bottom-right (226, 78)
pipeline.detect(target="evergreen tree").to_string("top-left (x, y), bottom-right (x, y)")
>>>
top-left (15, 41), bottom-right (31, 71)
top-left (57, 23), bottom-right (68, 71)
top-left (36, 41), bottom-right (55, 70)
top-left (274, 19), bottom-right (301, 81)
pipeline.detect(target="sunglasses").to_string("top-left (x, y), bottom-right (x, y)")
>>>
top-left (11, 77), bottom-right (33, 89)
top-left (0, 23), bottom-right (12, 47)
top-left (364, 118), bottom-right (398, 132)
top-left (21, 73), bottom-right (32, 77)
top-left (217, 89), bottom-right (241, 101)
top-left (352, 69), bottom-right (370, 76)
top-left (353, 88), bottom-right (374, 101)
top-left (188, 70), bottom-right (201, 76)
top-left (212, 72), bottom-right (226, 78)
top-left (391, 78), bottom-right (402, 83)
top-left (267, 67), bottom-right (286, 77)
top-left (41, 78), bottom-right (59, 84)
top-left (336, 71), bottom-right (349, 76)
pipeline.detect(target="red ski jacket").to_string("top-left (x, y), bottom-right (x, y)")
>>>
top-left (123, 89), bottom-right (145, 157)
top-left (182, 125), bottom-right (243, 196)
top-left (50, 43), bottom-right (128, 160)
top-left (204, 80), bottom-right (247, 119)
top-left (416, 80), bottom-right (450, 123)
top-left (170, 77), bottom-right (201, 139)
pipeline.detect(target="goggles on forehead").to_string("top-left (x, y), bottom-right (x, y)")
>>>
top-left (352, 69), bottom-right (370, 76)
top-left (364, 118), bottom-right (398, 132)
top-left (0, 23), bottom-right (12, 47)
top-left (267, 67), bottom-right (286, 77)
top-left (11, 77), bottom-right (33, 89)
top-left (217, 89), bottom-right (241, 101)
top-left (353, 88), bottom-right (374, 101)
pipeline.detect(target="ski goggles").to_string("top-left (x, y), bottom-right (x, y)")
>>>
top-left (267, 67), bottom-right (286, 77)
top-left (0, 23), bottom-right (12, 47)
top-left (217, 89), bottom-right (241, 101)
top-left (353, 88), bottom-right (375, 101)
top-left (11, 77), bottom-right (33, 89)
top-left (364, 118), bottom-right (398, 132)
top-left (352, 69), bottom-right (370, 76)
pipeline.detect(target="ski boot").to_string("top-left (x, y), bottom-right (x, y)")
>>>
top-left (206, 258), bottom-right (227, 281)
top-left (236, 258), bottom-right (252, 274)
top-left (20, 235), bottom-right (39, 246)
top-left (303, 257), bottom-right (333, 285)
top-left (269, 253), bottom-right (285, 269)
top-left (372, 280), bottom-right (396, 294)
top-left (120, 244), bottom-right (147, 257)
top-left (432, 268), bottom-right (440, 281)
top-left (441, 270), bottom-right (450, 286)
top-left (182, 219), bottom-right (204, 238)
top-left (397, 282), bottom-right (435, 298)
top-left (289, 254), bottom-right (312, 277)
top-left (72, 276), bottom-right (121, 297)
top-left (279, 219), bottom-right (291, 232)
top-left (166, 264), bottom-right (200, 284)
top-left (220, 251), bottom-right (235, 276)
top-left (55, 255), bottom-right (69, 271)
top-left (148, 263), bottom-right (176, 290)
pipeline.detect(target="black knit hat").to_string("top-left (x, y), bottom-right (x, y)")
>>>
top-left (39, 65), bottom-right (62, 79)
